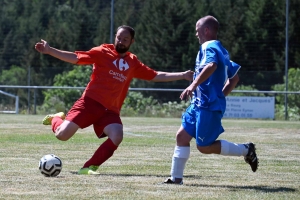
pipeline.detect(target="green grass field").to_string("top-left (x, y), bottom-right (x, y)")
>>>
top-left (0, 115), bottom-right (299, 200)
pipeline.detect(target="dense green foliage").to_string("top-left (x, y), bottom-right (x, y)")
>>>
top-left (121, 91), bottom-right (189, 117)
top-left (41, 65), bottom-right (92, 113)
top-left (272, 68), bottom-right (300, 120)
top-left (0, 0), bottom-right (299, 117)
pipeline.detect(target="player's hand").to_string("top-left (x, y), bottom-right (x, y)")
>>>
top-left (35, 39), bottom-right (50, 54)
top-left (182, 70), bottom-right (194, 81)
top-left (180, 83), bottom-right (196, 101)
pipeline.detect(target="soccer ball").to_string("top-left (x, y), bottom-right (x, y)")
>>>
top-left (39, 154), bottom-right (62, 177)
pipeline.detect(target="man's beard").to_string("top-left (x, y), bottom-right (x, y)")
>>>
top-left (115, 44), bottom-right (130, 53)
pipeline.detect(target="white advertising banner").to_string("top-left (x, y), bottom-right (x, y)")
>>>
top-left (224, 96), bottom-right (275, 119)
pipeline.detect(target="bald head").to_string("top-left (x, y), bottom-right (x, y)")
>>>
top-left (195, 15), bottom-right (219, 44)
top-left (197, 15), bottom-right (219, 33)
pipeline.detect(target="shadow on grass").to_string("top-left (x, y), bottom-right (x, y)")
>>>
top-left (186, 183), bottom-right (297, 193)
top-left (182, 175), bottom-right (297, 193)
top-left (68, 171), bottom-right (297, 193)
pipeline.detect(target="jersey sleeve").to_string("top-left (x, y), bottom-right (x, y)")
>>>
top-left (75, 46), bottom-right (103, 65)
top-left (205, 48), bottom-right (218, 64)
top-left (133, 59), bottom-right (158, 80)
top-left (202, 44), bottom-right (218, 65)
top-left (228, 61), bottom-right (241, 79)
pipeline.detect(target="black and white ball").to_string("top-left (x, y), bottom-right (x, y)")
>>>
top-left (39, 154), bottom-right (62, 177)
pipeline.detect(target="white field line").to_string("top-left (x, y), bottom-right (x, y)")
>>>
top-left (124, 131), bottom-right (176, 140)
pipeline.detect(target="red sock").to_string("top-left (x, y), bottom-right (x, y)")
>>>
top-left (83, 138), bottom-right (118, 168)
top-left (51, 117), bottom-right (63, 133)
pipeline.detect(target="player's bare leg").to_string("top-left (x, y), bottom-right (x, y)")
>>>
top-left (104, 123), bottom-right (123, 146)
top-left (54, 120), bottom-right (79, 141)
top-left (197, 141), bottom-right (221, 154)
top-left (42, 112), bottom-right (79, 141)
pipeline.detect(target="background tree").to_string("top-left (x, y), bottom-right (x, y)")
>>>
top-left (127, 0), bottom-right (196, 102)
top-left (41, 65), bottom-right (92, 113)
top-left (0, 0), bottom-right (299, 113)
top-left (0, 66), bottom-right (28, 107)
top-left (272, 68), bottom-right (300, 120)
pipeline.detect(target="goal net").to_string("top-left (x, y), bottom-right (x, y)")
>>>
top-left (0, 90), bottom-right (19, 114)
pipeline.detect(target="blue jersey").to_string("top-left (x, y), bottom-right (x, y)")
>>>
top-left (191, 40), bottom-right (240, 113)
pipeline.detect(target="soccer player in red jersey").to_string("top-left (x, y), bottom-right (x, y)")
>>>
top-left (35, 25), bottom-right (193, 175)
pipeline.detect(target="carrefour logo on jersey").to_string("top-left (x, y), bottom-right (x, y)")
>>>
top-left (113, 58), bottom-right (129, 71)
top-left (110, 58), bottom-right (129, 82)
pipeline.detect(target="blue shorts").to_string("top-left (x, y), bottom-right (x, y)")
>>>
top-left (182, 104), bottom-right (224, 147)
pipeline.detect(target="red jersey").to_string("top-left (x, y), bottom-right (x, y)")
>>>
top-left (75, 44), bottom-right (157, 114)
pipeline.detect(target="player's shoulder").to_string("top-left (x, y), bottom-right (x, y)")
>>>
top-left (202, 40), bottom-right (222, 49)
top-left (90, 44), bottom-right (112, 51)
top-left (126, 52), bottom-right (139, 61)
top-left (90, 44), bottom-right (118, 57)
top-left (87, 45), bottom-right (104, 54)
top-left (96, 44), bottom-right (113, 51)
top-left (126, 52), bottom-right (148, 68)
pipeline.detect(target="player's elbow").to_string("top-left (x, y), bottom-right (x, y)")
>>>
top-left (231, 74), bottom-right (239, 86)
top-left (235, 74), bottom-right (240, 82)
top-left (151, 72), bottom-right (164, 82)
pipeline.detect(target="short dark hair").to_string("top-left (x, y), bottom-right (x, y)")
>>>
top-left (202, 16), bottom-right (219, 33)
top-left (116, 25), bottom-right (135, 39)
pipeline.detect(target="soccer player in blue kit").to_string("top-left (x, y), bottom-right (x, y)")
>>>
top-left (164, 15), bottom-right (259, 185)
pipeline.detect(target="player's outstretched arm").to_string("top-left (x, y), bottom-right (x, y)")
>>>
top-left (222, 74), bottom-right (239, 96)
top-left (151, 70), bottom-right (193, 82)
top-left (35, 39), bottom-right (78, 64)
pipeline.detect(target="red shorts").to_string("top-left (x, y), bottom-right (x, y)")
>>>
top-left (66, 96), bottom-right (122, 138)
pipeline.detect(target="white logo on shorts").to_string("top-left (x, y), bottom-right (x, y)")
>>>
top-left (198, 136), bottom-right (205, 142)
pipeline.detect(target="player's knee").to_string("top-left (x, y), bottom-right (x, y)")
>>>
top-left (176, 132), bottom-right (190, 146)
top-left (197, 146), bottom-right (211, 154)
top-left (55, 129), bottom-right (73, 141)
top-left (54, 121), bottom-right (78, 141)
top-left (55, 134), bottom-right (69, 141)
top-left (109, 132), bottom-right (123, 146)
top-left (103, 124), bottom-right (123, 146)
